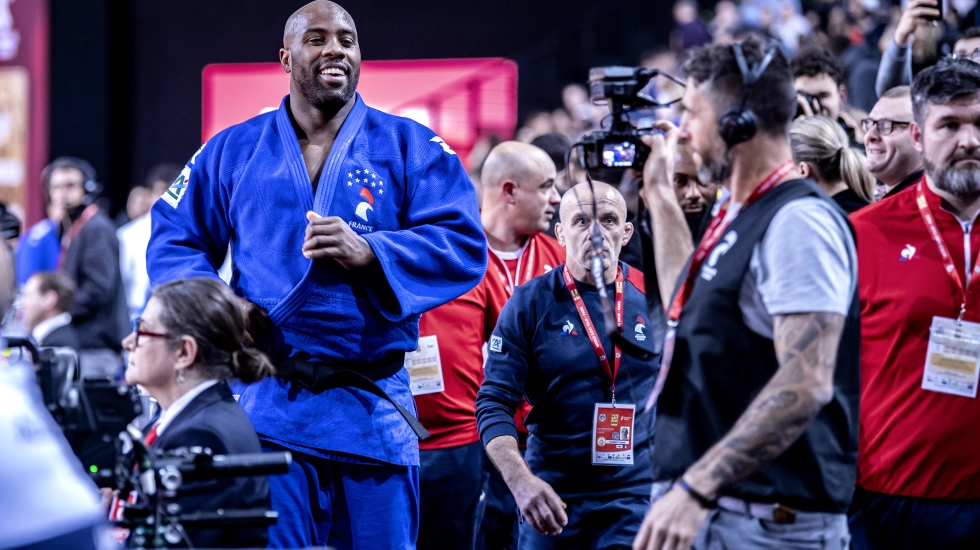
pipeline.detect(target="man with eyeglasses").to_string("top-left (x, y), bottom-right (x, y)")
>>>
top-left (864, 86), bottom-right (924, 200)
top-left (951, 28), bottom-right (980, 63)
top-left (849, 57), bottom-right (980, 550)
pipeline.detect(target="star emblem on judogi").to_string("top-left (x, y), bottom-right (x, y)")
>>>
top-left (379, 188), bottom-right (384, 194)
top-left (348, 172), bottom-right (353, 177)
top-left (356, 169), bottom-right (361, 174)
top-left (347, 180), bottom-right (353, 186)
top-left (355, 178), bottom-right (360, 183)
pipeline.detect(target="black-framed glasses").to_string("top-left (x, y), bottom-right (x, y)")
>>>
top-left (861, 118), bottom-right (912, 136)
top-left (132, 318), bottom-right (173, 347)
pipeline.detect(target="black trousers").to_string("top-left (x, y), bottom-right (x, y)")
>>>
top-left (418, 440), bottom-right (488, 550)
top-left (849, 488), bottom-right (980, 550)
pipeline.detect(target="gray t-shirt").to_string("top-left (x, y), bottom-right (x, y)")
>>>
top-left (735, 197), bottom-right (857, 339)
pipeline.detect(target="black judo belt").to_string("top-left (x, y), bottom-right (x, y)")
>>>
top-left (273, 351), bottom-right (430, 441)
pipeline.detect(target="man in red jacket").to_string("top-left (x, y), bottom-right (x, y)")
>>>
top-left (412, 141), bottom-right (563, 550)
top-left (850, 57), bottom-right (980, 549)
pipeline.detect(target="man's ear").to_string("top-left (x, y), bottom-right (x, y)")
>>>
top-left (554, 222), bottom-right (567, 247)
top-left (839, 85), bottom-right (847, 106)
top-left (910, 121), bottom-right (924, 154)
top-left (280, 49), bottom-right (291, 73)
top-left (502, 180), bottom-right (517, 204)
top-left (621, 221), bottom-right (634, 246)
top-left (41, 290), bottom-right (58, 313)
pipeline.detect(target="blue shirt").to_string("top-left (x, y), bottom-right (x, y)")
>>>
top-left (477, 263), bottom-right (662, 499)
top-left (16, 219), bottom-right (60, 285)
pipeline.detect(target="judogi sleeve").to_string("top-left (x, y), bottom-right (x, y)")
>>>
top-left (146, 142), bottom-right (231, 285)
top-left (361, 139), bottom-right (487, 322)
top-left (476, 286), bottom-right (534, 446)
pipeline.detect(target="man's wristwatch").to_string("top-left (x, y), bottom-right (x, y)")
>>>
top-left (677, 479), bottom-right (717, 509)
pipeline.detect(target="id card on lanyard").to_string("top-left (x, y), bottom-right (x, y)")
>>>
top-left (916, 182), bottom-right (980, 398)
top-left (405, 335), bottom-right (445, 396)
top-left (645, 161), bottom-right (796, 411)
top-left (562, 265), bottom-right (633, 466)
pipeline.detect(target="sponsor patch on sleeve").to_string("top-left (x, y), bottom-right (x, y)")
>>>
top-left (489, 335), bottom-right (503, 353)
top-left (163, 144), bottom-right (205, 209)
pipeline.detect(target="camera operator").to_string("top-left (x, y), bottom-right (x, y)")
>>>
top-left (122, 277), bottom-right (275, 548)
top-left (634, 37), bottom-right (860, 549)
top-left (0, 236), bottom-right (108, 550)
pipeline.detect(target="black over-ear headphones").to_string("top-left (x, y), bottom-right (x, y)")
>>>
top-left (41, 156), bottom-right (102, 204)
top-left (717, 41), bottom-right (779, 149)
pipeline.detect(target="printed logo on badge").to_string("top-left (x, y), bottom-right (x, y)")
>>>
top-left (489, 335), bottom-right (503, 353)
top-left (634, 316), bottom-right (646, 342)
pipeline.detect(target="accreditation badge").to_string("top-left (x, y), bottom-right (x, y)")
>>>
top-left (592, 403), bottom-right (635, 466)
top-left (405, 335), bottom-right (445, 396)
top-left (921, 316), bottom-right (980, 398)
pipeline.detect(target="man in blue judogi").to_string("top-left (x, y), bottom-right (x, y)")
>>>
top-left (145, 2), bottom-right (487, 548)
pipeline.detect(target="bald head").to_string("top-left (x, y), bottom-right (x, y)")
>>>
top-left (481, 141), bottom-right (555, 192)
top-left (555, 180), bottom-right (633, 284)
top-left (559, 181), bottom-right (626, 225)
top-left (480, 141), bottom-right (560, 236)
top-left (284, 1), bottom-right (354, 46)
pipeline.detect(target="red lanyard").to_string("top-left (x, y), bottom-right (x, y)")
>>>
top-left (916, 181), bottom-right (980, 320)
top-left (59, 204), bottom-right (99, 268)
top-left (490, 236), bottom-right (538, 297)
top-left (563, 265), bottom-right (624, 396)
top-left (667, 161), bottom-right (795, 321)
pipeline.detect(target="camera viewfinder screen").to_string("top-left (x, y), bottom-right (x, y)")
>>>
top-left (602, 141), bottom-right (636, 167)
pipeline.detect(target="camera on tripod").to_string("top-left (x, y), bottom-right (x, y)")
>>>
top-left (580, 66), bottom-right (685, 171)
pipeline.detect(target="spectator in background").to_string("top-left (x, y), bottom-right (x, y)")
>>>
top-left (864, 86), bottom-right (924, 198)
top-left (849, 57), bottom-right (980, 550)
top-left (709, 0), bottom-right (740, 43)
top-left (671, 0), bottom-right (713, 54)
top-left (117, 163), bottom-right (182, 319)
top-left (792, 46), bottom-right (864, 149)
top-left (516, 111), bottom-right (556, 143)
top-left (672, 143), bottom-right (717, 240)
top-left (773, 0), bottom-right (812, 53)
top-left (45, 157), bottom-right (129, 378)
top-left (953, 26), bottom-right (980, 61)
top-left (20, 271), bottom-right (79, 349)
top-left (791, 115), bottom-right (876, 212)
top-left (875, 0), bottom-right (964, 96)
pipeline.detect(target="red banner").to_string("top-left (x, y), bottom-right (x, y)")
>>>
top-left (0, 0), bottom-right (48, 227)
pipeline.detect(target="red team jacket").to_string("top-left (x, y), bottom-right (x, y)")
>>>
top-left (416, 233), bottom-right (565, 451)
top-left (851, 178), bottom-right (980, 499)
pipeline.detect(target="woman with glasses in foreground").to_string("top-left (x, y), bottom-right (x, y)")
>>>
top-left (122, 277), bottom-right (275, 548)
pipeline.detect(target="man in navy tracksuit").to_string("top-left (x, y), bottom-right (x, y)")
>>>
top-left (477, 181), bottom-right (664, 550)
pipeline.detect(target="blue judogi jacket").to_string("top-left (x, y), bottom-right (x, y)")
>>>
top-left (147, 94), bottom-right (487, 465)
top-left (16, 218), bottom-right (60, 286)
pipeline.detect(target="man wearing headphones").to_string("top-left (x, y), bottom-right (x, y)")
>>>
top-left (44, 157), bottom-right (128, 378)
top-left (632, 37), bottom-right (860, 549)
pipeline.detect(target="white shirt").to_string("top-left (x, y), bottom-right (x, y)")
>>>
top-left (117, 212), bottom-right (153, 317)
top-left (154, 379), bottom-right (219, 437)
top-left (31, 312), bottom-right (72, 345)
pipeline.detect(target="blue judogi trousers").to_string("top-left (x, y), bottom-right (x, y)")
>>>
top-left (265, 444), bottom-right (419, 550)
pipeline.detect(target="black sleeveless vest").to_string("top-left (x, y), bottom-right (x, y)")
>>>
top-left (652, 179), bottom-right (860, 513)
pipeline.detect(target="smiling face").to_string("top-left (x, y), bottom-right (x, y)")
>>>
top-left (913, 96), bottom-right (980, 199)
top-left (864, 95), bottom-right (921, 187)
top-left (280, 1), bottom-right (361, 111)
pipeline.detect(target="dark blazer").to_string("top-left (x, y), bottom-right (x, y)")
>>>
top-left (150, 381), bottom-right (270, 548)
top-left (60, 211), bottom-right (130, 351)
top-left (38, 323), bottom-right (81, 349)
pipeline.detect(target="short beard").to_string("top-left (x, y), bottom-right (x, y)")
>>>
top-left (925, 149), bottom-right (980, 199)
top-left (294, 63), bottom-right (360, 112)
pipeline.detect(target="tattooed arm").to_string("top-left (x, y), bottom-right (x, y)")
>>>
top-left (680, 311), bottom-right (845, 496)
top-left (632, 311), bottom-right (845, 550)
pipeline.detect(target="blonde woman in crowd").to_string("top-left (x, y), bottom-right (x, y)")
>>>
top-left (791, 116), bottom-right (876, 213)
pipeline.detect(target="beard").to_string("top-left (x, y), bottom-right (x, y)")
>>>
top-left (925, 146), bottom-right (980, 199)
top-left (294, 61), bottom-right (360, 112)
